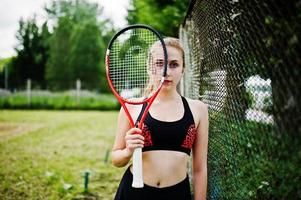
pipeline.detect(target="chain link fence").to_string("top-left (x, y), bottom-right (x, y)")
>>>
top-left (180, 0), bottom-right (300, 199)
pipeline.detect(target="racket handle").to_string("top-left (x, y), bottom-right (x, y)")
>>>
top-left (132, 147), bottom-right (144, 188)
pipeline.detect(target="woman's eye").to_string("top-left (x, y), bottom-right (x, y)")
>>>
top-left (155, 61), bottom-right (163, 67)
top-left (170, 63), bottom-right (179, 68)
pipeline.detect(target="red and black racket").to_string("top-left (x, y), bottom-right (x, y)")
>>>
top-left (105, 24), bottom-right (168, 188)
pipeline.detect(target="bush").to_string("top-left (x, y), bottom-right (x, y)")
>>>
top-left (0, 90), bottom-right (120, 110)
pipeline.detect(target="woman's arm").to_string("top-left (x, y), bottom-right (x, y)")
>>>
top-left (111, 107), bottom-right (144, 167)
top-left (192, 102), bottom-right (209, 200)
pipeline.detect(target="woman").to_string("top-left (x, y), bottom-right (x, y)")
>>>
top-left (112, 37), bottom-right (208, 200)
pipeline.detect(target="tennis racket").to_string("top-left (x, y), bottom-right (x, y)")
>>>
top-left (105, 24), bottom-right (168, 188)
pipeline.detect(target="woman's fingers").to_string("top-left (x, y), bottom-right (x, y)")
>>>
top-left (125, 128), bottom-right (145, 153)
top-left (126, 138), bottom-right (144, 145)
top-left (126, 142), bottom-right (144, 149)
top-left (125, 134), bottom-right (144, 141)
top-left (125, 136), bottom-right (144, 147)
top-left (125, 128), bottom-right (144, 140)
top-left (127, 127), bottom-right (142, 135)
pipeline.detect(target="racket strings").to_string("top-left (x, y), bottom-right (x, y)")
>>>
top-left (109, 28), bottom-right (165, 102)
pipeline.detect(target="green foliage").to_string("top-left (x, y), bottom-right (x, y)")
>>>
top-left (0, 58), bottom-right (11, 88)
top-left (45, 0), bottom-right (101, 23)
top-left (127, 0), bottom-right (189, 37)
top-left (262, 95), bottom-right (273, 114)
top-left (0, 58), bottom-right (11, 71)
top-left (46, 16), bottom-right (74, 90)
top-left (0, 91), bottom-right (120, 110)
top-left (45, 0), bottom-right (113, 91)
top-left (68, 20), bottom-right (105, 91)
top-left (8, 18), bottom-right (50, 90)
top-left (5, 0), bottom-right (114, 92)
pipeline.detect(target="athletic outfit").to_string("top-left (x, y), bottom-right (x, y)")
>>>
top-left (114, 96), bottom-right (197, 200)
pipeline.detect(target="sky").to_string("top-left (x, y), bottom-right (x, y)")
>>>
top-left (0, 0), bottom-right (130, 58)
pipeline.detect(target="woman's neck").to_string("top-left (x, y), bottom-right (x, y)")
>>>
top-left (156, 89), bottom-right (180, 102)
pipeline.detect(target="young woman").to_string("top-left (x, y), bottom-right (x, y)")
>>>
top-left (112, 37), bottom-right (208, 200)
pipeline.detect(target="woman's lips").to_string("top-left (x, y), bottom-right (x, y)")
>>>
top-left (163, 80), bottom-right (172, 84)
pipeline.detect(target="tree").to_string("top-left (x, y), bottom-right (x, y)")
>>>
top-left (0, 57), bottom-right (12, 89)
top-left (45, 0), bottom-right (113, 91)
top-left (68, 19), bottom-right (106, 91)
top-left (46, 16), bottom-right (74, 90)
top-left (127, 0), bottom-right (189, 37)
top-left (8, 17), bottom-right (50, 90)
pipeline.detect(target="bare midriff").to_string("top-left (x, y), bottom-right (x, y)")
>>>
top-left (130, 150), bottom-right (189, 188)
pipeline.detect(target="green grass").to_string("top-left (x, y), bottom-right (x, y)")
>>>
top-left (0, 110), bottom-right (124, 200)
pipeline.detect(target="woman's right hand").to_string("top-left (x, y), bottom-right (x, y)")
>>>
top-left (124, 128), bottom-right (144, 157)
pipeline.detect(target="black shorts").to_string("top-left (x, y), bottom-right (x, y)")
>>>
top-left (114, 166), bottom-right (192, 200)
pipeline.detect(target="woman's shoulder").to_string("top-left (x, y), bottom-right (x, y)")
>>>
top-left (184, 97), bottom-right (208, 112)
top-left (184, 97), bottom-right (208, 125)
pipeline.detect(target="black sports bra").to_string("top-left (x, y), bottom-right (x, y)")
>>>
top-left (137, 96), bottom-right (197, 155)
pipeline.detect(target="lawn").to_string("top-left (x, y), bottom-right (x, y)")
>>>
top-left (0, 110), bottom-right (124, 200)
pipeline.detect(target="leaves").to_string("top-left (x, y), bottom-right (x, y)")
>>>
top-left (5, 0), bottom-right (114, 91)
top-left (45, 0), bottom-right (113, 91)
top-left (127, 0), bottom-right (189, 37)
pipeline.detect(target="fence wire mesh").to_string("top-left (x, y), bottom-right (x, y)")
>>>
top-left (180, 0), bottom-right (300, 199)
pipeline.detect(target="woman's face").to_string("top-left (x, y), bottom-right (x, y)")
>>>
top-left (159, 46), bottom-right (184, 90)
top-left (148, 46), bottom-right (184, 92)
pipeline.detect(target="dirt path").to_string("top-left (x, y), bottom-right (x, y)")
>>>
top-left (0, 123), bottom-right (43, 140)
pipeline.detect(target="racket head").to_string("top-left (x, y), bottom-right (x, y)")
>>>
top-left (105, 24), bottom-right (168, 104)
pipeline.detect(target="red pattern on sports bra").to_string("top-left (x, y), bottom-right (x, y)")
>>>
top-left (181, 124), bottom-right (197, 149)
top-left (141, 124), bottom-right (153, 147)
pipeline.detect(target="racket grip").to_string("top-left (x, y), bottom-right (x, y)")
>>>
top-left (132, 147), bottom-right (144, 188)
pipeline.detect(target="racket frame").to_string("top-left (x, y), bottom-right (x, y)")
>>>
top-left (105, 24), bottom-right (168, 188)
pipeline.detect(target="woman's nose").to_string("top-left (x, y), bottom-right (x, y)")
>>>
top-left (165, 68), bottom-right (171, 76)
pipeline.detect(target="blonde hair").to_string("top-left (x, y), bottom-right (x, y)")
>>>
top-left (148, 37), bottom-right (185, 69)
top-left (162, 37), bottom-right (185, 68)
